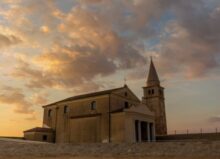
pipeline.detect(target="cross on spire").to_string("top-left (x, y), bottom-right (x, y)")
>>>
top-left (124, 77), bottom-right (127, 86)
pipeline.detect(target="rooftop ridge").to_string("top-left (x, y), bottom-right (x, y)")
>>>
top-left (43, 85), bottom-right (126, 107)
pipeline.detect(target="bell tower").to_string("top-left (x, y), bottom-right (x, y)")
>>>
top-left (142, 57), bottom-right (167, 135)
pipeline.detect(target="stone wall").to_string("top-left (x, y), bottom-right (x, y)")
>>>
top-left (24, 132), bottom-right (54, 143)
top-left (157, 133), bottom-right (220, 141)
top-left (1, 139), bottom-right (220, 159)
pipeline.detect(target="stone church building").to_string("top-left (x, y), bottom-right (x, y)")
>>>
top-left (24, 59), bottom-right (167, 143)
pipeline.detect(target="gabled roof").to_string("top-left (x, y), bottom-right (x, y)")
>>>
top-left (125, 103), bottom-right (154, 117)
top-left (147, 58), bottom-right (160, 86)
top-left (24, 127), bottom-right (54, 133)
top-left (43, 85), bottom-right (127, 108)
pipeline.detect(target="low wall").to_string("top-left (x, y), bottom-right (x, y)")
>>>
top-left (157, 132), bottom-right (220, 141)
top-left (1, 140), bottom-right (220, 159)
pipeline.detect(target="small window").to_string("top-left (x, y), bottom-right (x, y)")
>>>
top-left (148, 90), bottom-right (151, 95)
top-left (125, 92), bottom-right (128, 96)
top-left (48, 109), bottom-right (52, 117)
top-left (159, 89), bottom-right (163, 95)
top-left (125, 101), bottom-right (129, 108)
top-left (43, 135), bottom-right (47, 141)
top-left (64, 105), bottom-right (68, 114)
top-left (91, 101), bottom-right (96, 110)
top-left (151, 89), bottom-right (154, 94)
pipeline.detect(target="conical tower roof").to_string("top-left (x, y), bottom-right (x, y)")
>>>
top-left (147, 58), bottom-right (160, 86)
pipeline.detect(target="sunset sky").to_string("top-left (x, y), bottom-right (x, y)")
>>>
top-left (0, 0), bottom-right (220, 137)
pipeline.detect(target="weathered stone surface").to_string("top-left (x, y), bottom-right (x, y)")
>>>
top-left (0, 140), bottom-right (220, 159)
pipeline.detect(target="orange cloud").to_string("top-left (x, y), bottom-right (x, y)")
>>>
top-left (31, 93), bottom-right (48, 105)
top-left (0, 86), bottom-right (49, 121)
top-left (40, 26), bottom-right (50, 34)
top-left (2, 0), bottom-right (220, 84)
top-left (0, 86), bottom-right (34, 114)
top-left (9, 6), bottom-right (146, 93)
top-left (0, 33), bottom-right (21, 48)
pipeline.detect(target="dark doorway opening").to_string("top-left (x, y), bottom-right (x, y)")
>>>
top-left (135, 120), bottom-right (139, 142)
top-left (141, 121), bottom-right (148, 142)
top-left (150, 123), bottom-right (154, 141)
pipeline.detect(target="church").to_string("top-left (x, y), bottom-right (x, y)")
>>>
top-left (24, 59), bottom-right (167, 143)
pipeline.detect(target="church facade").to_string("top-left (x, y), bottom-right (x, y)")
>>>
top-left (24, 59), bottom-right (167, 143)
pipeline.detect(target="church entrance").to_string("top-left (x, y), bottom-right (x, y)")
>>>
top-left (135, 120), bottom-right (154, 142)
top-left (141, 121), bottom-right (148, 142)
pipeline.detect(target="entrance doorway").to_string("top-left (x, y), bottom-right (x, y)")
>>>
top-left (135, 120), bottom-right (139, 142)
top-left (141, 121), bottom-right (148, 142)
top-left (149, 123), bottom-right (154, 141)
top-left (135, 120), bottom-right (154, 142)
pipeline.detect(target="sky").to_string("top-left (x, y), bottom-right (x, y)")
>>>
top-left (0, 0), bottom-right (220, 137)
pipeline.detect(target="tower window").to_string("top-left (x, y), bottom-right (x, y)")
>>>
top-left (125, 101), bottom-right (129, 108)
top-left (91, 101), bottom-right (96, 110)
top-left (48, 109), bottom-right (52, 117)
top-left (151, 89), bottom-right (154, 94)
top-left (159, 90), bottom-right (162, 95)
top-left (148, 90), bottom-right (151, 95)
top-left (64, 105), bottom-right (68, 114)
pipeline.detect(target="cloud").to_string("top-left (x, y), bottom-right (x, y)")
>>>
top-left (10, 5), bottom-right (146, 92)
top-left (63, 0), bottom-right (220, 82)
top-left (0, 86), bottom-right (34, 114)
top-left (40, 26), bottom-right (50, 34)
top-left (0, 0), bottom-right (61, 48)
top-left (1, 0), bottom-right (220, 94)
top-left (0, 85), bottom-right (50, 120)
top-left (156, 0), bottom-right (220, 79)
top-left (31, 93), bottom-right (48, 105)
top-left (0, 33), bottom-right (21, 48)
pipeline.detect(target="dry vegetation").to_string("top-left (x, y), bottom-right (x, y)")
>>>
top-left (0, 139), bottom-right (220, 159)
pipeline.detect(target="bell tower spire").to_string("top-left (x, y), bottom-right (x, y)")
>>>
top-left (142, 57), bottom-right (167, 135)
top-left (147, 57), bottom-right (160, 87)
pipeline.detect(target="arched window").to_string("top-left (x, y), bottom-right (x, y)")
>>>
top-left (91, 101), bottom-right (96, 110)
top-left (64, 105), bottom-right (68, 114)
top-left (48, 109), bottom-right (52, 117)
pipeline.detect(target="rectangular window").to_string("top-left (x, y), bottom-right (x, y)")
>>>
top-left (43, 135), bottom-right (47, 141)
top-left (64, 105), bottom-right (68, 114)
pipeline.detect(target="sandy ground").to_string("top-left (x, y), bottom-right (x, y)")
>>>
top-left (0, 139), bottom-right (220, 159)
